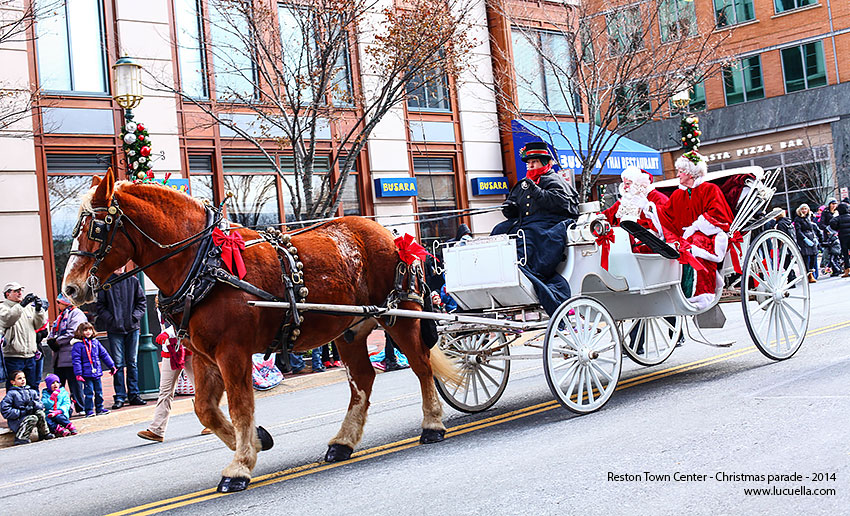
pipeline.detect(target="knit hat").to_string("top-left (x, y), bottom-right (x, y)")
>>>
top-left (3, 281), bottom-right (23, 294)
top-left (675, 150), bottom-right (707, 179)
top-left (44, 373), bottom-right (60, 388)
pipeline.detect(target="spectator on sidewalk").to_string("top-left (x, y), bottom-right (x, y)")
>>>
top-left (1, 370), bottom-right (54, 445)
top-left (793, 204), bottom-right (821, 283)
top-left (71, 322), bottom-right (117, 417)
top-left (47, 293), bottom-right (88, 414)
top-left (311, 347), bottom-right (325, 373)
top-left (1, 282), bottom-right (47, 390)
top-left (829, 202), bottom-right (850, 277)
top-left (41, 373), bottom-right (77, 437)
top-left (322, 343), bottom-right (342, 369)
top-left (137, 313), bottom-right (210, 443)
top-left (95, 268), bottom-right (147, 409)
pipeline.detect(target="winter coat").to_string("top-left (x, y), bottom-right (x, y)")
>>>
top-left (765, 218), bottom-right (795, 241)
top-left (829, 203), bottom-right (850, 240)
top-left (95, 275), bottom-right (146, 334)
top-left (818, 209), bottom-right (835, 238)
top-left (793, 215), bottom-right (820, 256)
top-left (71, 338), bottom-right (116, 378)
top-left (41, 387), bottom-right (72, 419)
top-left (49, 306), bottom-right (88, 367)
top-left (502, 172), bottom-right (579, 223)
top-left (1, 384), bottom-right (43, 433)
top-left (0, 299), bottom-right (47, 358)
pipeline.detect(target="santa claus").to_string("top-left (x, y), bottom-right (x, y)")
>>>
top-left (602, 166), bottom-right (671, 252)
top-left (660, 151), bottom-right (734, 309)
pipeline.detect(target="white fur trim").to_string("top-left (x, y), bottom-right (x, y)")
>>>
top-left (621, 166), bottom-right (648, 185)
top-left (687, 293), bottom-right (716, 311)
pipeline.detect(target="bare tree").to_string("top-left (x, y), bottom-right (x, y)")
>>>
top-left (488, 0), bottom-right (733, 201)
top-left (150, 0), bottom-right (475, 224)
top-left (0, 0), bottom-right (62, 135)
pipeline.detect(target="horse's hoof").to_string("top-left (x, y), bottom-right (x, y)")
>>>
top-left (257, 426), bottom-right (274, 451)
top-left (325, 443), bottom-right (353, 462)
top-left (420, 428), bottom-right (445, 444)
top-left (217, 476), bottom-right (250, 493)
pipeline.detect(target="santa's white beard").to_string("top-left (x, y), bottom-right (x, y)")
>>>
top-left (616, 183), bottom-right (649, 221)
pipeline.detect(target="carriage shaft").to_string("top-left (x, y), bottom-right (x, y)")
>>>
top-left (247, 300), bottom-right (533, 330)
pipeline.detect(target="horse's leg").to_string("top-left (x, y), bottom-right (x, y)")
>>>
top-left (382, 318), bottom-right (446, 444)
top-left (192, 353), bottom-right (236, 450)
top-left (215, 346), bottom-right (272, 493)
top-left (325, 319), bottom-right (377, 462)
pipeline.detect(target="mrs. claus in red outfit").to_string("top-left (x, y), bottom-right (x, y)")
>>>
top-left (660, 151), bottom-right (734, 309)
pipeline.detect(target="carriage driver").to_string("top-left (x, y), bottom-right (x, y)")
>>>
top-left (491, 141), bottom-right (579, 315)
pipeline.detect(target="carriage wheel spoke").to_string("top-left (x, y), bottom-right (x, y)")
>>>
top-left (588, 365), bottom-right (606, 397)
top-left (480, 362), bottom-right (505, 373)
top-left (555, 330), bottom-right (579, 350)
top-left (584, 367), bottom-right (595, 404)
top-left (560, 361), bottom-right (581, 399)
top-left (776, 303), bottom-right (797, 352)
top-left (589, 360), bottom-right (614, 382)
top-left (780, 301), bottom-right (807, 324)
top-left (474, 369), bottom-right (492, 399)
top-left (477, 363), bottom-right (501, 387)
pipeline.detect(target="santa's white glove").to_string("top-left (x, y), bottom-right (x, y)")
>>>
top-left (682, 224), bottom-right (697, 240)
top-left (683, 215), bottom-right (721, 240)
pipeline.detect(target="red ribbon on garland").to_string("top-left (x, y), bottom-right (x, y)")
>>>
top-left (595, 231), bottom-right (616, 271)
top-left (394, 233), bottom-right (431, 265)
top-left (728, 231), bottom-right (744, 274)
top-left (212, 227), bottom-right (247, 279)
top-left (676, 238), bottom-right (707, 272)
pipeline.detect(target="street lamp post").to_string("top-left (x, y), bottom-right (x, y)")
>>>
top-left (112, 56), bottom-right (160, 397)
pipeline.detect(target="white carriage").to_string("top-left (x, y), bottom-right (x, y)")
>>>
top-left (434, 166), bottom-right (810, 414)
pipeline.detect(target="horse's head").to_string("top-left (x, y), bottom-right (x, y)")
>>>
top-left (62, 167), bottom-right (136, 305)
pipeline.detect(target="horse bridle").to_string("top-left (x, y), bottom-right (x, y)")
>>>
top-left (70, 196), bottom-right (222, 292)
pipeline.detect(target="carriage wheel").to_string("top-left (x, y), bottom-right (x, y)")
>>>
top-left (619, 316), bottom-right (683, 366)
top-left (741, 229), bottom-right (809, 360)
top-left (435, 331), bottom-right (511, 413)
top-left (543, 297), bottom-right (622, 414)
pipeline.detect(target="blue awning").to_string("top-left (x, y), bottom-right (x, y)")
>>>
top-left (512, 120), bottom-right (662, 180)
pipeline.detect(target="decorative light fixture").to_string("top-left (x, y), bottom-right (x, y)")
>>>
top-left (671, 84), bottom-right (691, 110)
top-left (112, 56), bottom-right (144, 117)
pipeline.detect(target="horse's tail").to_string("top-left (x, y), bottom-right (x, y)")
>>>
top-left (429, 345), bottom-right (462, 388)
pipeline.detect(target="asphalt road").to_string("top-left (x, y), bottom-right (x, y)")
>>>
top-left (1, 277), bottom-right (847, 516)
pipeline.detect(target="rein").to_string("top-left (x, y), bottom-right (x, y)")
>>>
top-left (70, 197), bottom-right (223, 292)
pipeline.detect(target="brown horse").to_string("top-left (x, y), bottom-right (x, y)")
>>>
top-left (61, 167), bottom-right (459, 492)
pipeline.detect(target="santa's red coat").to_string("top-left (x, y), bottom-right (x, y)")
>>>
top-left (602, 189), bottom-right (672, 253)
top-left (660, 182), bottom-right (734, 300)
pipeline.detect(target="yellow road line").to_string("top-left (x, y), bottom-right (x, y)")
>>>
top-left (101, 318), bottom-right (850, 516)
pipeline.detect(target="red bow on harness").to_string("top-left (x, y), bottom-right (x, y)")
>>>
top-left (676, 238), bottom-right (707, 272)
top-left (212, 227), bottom-right (247, 279)
top-left (394, 233), bottom-right (431, 265)
top-left (728, 230), bottom-right (744, 274)
top-left (595, 231), bottom-right (616, 271)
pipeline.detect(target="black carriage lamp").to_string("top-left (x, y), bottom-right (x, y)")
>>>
top-left (111, 55), bottom-right (160, 396)
top-left (112, 56), bottom-right (144, 120)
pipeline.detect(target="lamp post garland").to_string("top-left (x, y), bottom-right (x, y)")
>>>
top-left (680, 115), bottom-right (701, 152)
top-left (121, 121), bottom-right (155, 181)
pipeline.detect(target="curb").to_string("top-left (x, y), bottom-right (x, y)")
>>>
top-left (0, 368), bottom-right (349, 449)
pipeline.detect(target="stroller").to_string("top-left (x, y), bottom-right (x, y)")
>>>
top-left (820, 226), bottom-right (843, 276)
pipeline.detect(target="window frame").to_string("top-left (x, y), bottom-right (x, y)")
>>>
top-left (174, 0), bottom-right (210, 99)
top-left (406, 65), bottom-right (452, 112)
top-left (615, 80), bottom-right (651, 125)
top-left (658, 0), bottom-right (697, 43)
top-left (773, 0), bottom-right (817, 15)
top-left (606, 5), bottom-right (644, 56)
top-left (36, 0), bottom-right (109, 95)
top-left (713, 0), bottom-right (756, 28)
top-left (510, 27), bottom-right (579, 116)
top-left (412, 156), bottom-right (460, 248)
top-left (722, 55), bottom-right (765, 105)
top-left (780, 41), bottom-right (828, 94)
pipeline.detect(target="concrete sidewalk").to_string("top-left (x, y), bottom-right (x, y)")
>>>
top-left (0, 328), bottom-right (391, 448)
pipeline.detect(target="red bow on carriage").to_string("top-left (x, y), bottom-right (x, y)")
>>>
top-left (675, 238), bottom-right (707, 272)
top-left (394, 233), bottom-right (431, 265)
top-left (595, 231), bottom-right (615, 271)
top-left (728, 230), bottom-right (744, 274)
top-left (213, 227), bottom-right (247, 279)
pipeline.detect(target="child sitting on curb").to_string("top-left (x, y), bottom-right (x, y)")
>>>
top-left (41, 373), bottom-right (77, 436)
top-left (0, 370), bottom-right (54, 445)
top-left (71, 322), bottom-right (117, 417)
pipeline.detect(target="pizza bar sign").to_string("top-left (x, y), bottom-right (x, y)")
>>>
top-left (706, 138), bottom-right (806, 163)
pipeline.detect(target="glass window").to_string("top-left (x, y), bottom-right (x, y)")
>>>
top-left (222, 156), bottom-right (280, 227)
top-left (46, 154), bottom-right (112, 290)
top-left (407, 67), bottom-right (451, 111)
top-left (210, 2), bottom-right (255, 100)
top-left (606, 6), bottom-right (643, 56)
top-left (413, 157), bottom-right (458, 247)
top-left (36, 0), bottom-right (107, 93)
top-left (713, 0), bottom-right (755, 28)
top-left (331, 38), bottom-right (354, 107)
top-left (659, 0), bottom-right (697, 42)
top-left (615, 81), bottom-right (650, 124)
top-left (511, 28), bottom-right (577, 115)
top-left (782, 41), bottom-right (827, 93)
top-left (175, 0), bottom-right (208, 98)
top-left (774, 0), bottom-right (816, 14)
top-left (723, 56), bottom-right (764, 105)
top-left (188, 156), bottom-right (214, 201)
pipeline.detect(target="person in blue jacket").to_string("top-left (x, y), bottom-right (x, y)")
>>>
top-left (71, 322), bottom-right (117, 417)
